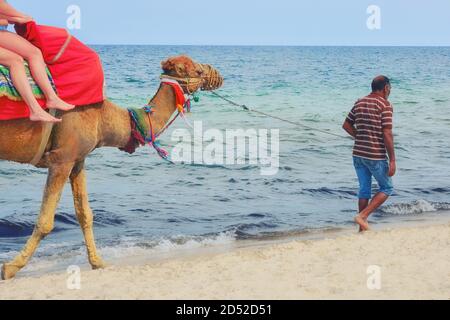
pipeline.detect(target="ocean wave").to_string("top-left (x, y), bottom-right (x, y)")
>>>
top-left (0, 214), bottom-right (74, 238)
top-left (229, 224), bottom-right (346, 241)
top-left (229, 221), bottom-right (279, 239)
top-left (302, 187), bottom-right (357, 198)
top-left (378, 200), bottom-right (450, 216)
top-left (0, 219), bottom-right (35, 238)
top-left (412, 187), bottom-right (450, 195)
top-left (0, 211), bottom-right (126, 238)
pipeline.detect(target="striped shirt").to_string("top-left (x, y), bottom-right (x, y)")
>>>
top-left (346, 93), bottom-right (394, 160)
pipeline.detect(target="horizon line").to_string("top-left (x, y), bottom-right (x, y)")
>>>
top-left (86, 43), bottom-right (450, 47)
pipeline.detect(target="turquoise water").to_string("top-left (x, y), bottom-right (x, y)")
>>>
top-left (1, 46), bottom-right (450, 274)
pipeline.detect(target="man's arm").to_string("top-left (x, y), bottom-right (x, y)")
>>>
top-left (342, 120), bottom-right (356, 139)
top-left (383, 128), bottom-right (396, 177)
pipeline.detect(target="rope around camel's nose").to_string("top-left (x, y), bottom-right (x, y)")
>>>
top-left (201, 64), bottom-right (224, 91)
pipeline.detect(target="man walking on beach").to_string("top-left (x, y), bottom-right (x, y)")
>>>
top-left (343, 76), bottom-right (396, 232)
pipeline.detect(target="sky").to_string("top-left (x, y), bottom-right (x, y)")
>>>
top-left (12, 0), bottom-right (450, 46)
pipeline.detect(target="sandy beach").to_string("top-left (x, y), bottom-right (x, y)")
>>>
top-left (0, 222), bottom-right (449, 300)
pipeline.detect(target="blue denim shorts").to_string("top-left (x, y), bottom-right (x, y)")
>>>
top-left (353, 156), bottom-right (394, 199)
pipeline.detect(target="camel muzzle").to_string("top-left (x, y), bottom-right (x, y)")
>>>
top-left (199, 64), bottom-right (224, 91)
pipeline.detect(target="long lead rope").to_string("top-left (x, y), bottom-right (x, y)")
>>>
top-left (210, 91), bottom-right (349, 139)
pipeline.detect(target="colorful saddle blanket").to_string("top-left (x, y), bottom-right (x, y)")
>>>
top-left (0, 63), bottom-right (53, 120)
top-left (0, 63), bottom-right (56, 101)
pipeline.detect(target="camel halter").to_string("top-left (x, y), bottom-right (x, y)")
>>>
top-left (159, 63), bottom-right (224, 95)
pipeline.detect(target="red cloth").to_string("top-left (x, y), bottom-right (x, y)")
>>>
top-left (0, 97), bottom-right (46, 121)
top-left (0, 22), bottom-right (105, 120)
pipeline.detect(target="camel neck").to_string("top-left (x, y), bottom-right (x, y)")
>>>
top-left (129, 83), bottom-right (179, 140)
top-left (99, 83), bottom-right (179, 150)
top-left (146, 83), bottom-right (178, 135)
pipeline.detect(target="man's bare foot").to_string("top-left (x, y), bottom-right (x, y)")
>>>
top-left (358, 217), bottom-right (368, 233)
top-left (354, 215), bottom-right (370, 232)
top-left (46, 96), bottom-right (75, 111)
top-left (29, 110), bottom-right (61, 123)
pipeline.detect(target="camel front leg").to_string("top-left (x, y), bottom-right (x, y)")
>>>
top-left (1, 162), bottom-right (74, 280)
top-left (70, 161), bottom-right (106, 270)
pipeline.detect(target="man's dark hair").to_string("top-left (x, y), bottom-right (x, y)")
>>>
top-left (372, 76), bottom-right (390, 92)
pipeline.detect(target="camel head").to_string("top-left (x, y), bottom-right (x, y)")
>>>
top-left (161, 55), bottom-right (224, 94)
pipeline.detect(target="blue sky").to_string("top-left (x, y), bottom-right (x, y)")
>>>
top-left (13, 0), bottom-right (450, 45)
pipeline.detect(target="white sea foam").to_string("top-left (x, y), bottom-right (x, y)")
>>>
top-left (380, 200), bottom-right (450, 215)
top-left (15, 232), bottom-right (238, 276)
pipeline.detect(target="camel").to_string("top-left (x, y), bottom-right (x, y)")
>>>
top-left (0, 55), bottom-right (224, 280)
